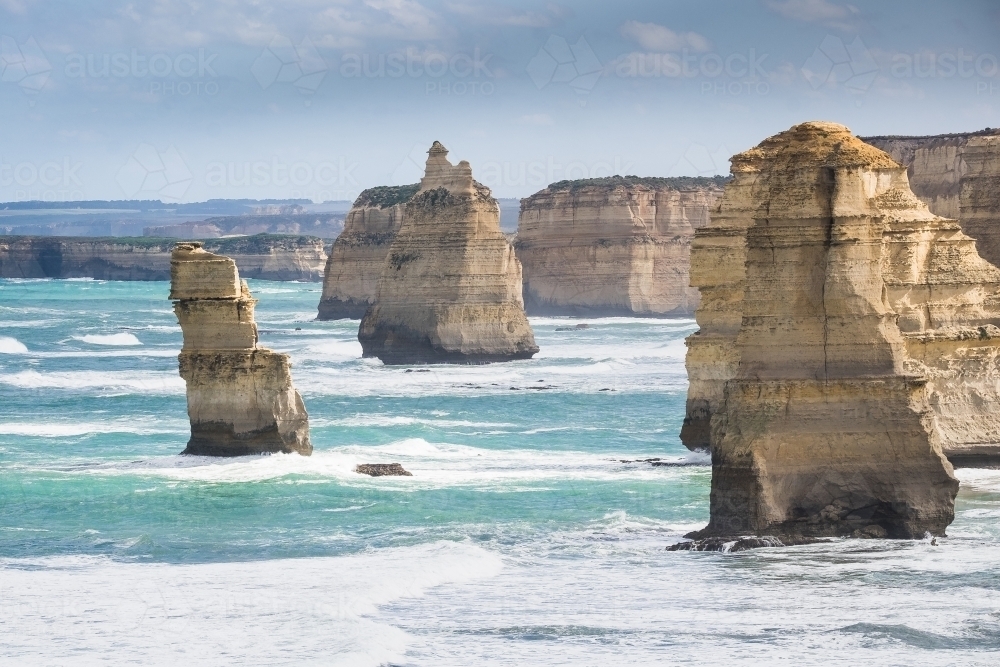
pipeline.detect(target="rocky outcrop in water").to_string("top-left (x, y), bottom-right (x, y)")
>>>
top-left (0, 234), bottom-right (327, 281)
top-left (863, 129), bottom-right (1000, 265)
top-left (171, 242), bottom-right (311, 456)
top-left (358, 142), bottom-right (538, 364)
top-left (317, 185), bottom-right (418, 319)
top-left (515, 176), bottom-right (725, 316)
top-left (685, 122), bottom-right (959, 541)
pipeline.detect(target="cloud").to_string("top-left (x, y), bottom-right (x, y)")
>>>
top-left (763, 0), bottom-right (862, 31)
top-left (0, 0), bottom-right (30, 15)
top-left (444, 2), bottom-right (568, 28)
top-left (620, 20), bottom-right (710, 53)
top-left (519, 113), bottom-right (554, 126)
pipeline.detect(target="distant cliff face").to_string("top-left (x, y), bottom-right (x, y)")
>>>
top-left (515, 176), bottom-right (726, 316)
top-left (863, 129), bottom-right (1000, 265)
top-left (316, 184), bottom-right (418, 320)
top-left (358, 142), bottom-right (537, 364)
top-left (0, 234), bottom-right (327, 281)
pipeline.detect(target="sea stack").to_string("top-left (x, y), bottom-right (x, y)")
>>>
top-left (171, 242), bottom-right (311, 456)
top-left (687, 122), bottom-right (958, 540)
top-left (317, 184), bottom-right (419, 319)
top-left (515, 176), bottom-right (725, 316)
top-left (358, 142), bottom-right (538, 364)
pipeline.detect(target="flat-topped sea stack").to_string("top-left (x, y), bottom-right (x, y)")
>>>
top-left (515, 176), bottom-right (725, 316)
top-left (358, 142), bottom-right (538, 364)
top-left (863, 129), bottom-right (1000, 265)
top-left (687, 122), bottom-right (961, 541)
top-left (171, 242), bottom-right (311, 456)
top-left (317, 184), bottom-right (418, 319)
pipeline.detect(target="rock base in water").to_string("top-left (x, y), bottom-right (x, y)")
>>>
top-left (355, 463), bottom-right (412, 477)
top-left (667, 536), bottom-right (791, 552)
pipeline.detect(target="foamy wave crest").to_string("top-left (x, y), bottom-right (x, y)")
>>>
top-left (0, 370), bottom-right (184, 394)
top-left (0, 540), bottom-right (502, 666)
top-left (0, 419), bottom-right (187, 438)
top-left (0, 336), bottom-right (28, 354)
top-left (314, 414), bottom-right (516, 429)
top-left (75, 333), bottom-right (142, 346)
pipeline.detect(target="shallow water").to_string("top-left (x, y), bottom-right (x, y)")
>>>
top-left (1, 278), bottom-right (998, 666)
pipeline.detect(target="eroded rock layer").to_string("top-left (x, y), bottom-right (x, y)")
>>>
top-left (358, 142), bottom-right (538, 364)
top-left (317, 185), bottom-right (418, 319)
top-left (171, 242), bottom-right (311, 456)
top-left (863, 129), bottom-right (1000, 265)
top-left (687, 122), bottom-right (959, 540)
top-left (515, 176), bottom-right (725, 316)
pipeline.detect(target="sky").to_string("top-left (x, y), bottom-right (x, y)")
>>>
top-left (1, 0), bottom-right (998, 203)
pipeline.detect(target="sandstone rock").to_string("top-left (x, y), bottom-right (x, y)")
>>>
top-left (355, 463), bottom-right (412, 476)
top-left (686, 122), bottom-right (959, 540)
top-left (358, 142), bottom-right (538, 364)
top-left (171, 242), bottom-right (311, 456)
top-left (0, 234), bottom-right (327, 281)
top-left (317, 185), bottom-right (418, 319)
top-left (515, 176), bottom-right (725, 316)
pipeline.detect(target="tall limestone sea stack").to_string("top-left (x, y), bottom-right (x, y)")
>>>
top-left (515, 176), bottom-right (725, 316)
top-left (317, 184), bottom-right (418, 319)
top-left (685, 122), bottom-right (960, 541)
top-left (171, 242), bottom-right (311, 456)
top-left (358, 142), bottom-right (538, 364)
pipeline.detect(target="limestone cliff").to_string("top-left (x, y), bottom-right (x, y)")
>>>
top-left (687, 122), bottom-right (958, 540)
top-left (171, 242), bottom-right (311, 456)
top-left (0, 234), bottom-right (327, 281)
top-left (317, 185), bottom-right (418, 319)
top-left (358, 142), bottom-right (538, 364)
top-left (515, 176), bottom-right (725, 316)
top-left (863, 129), bottom-right (1000, 265)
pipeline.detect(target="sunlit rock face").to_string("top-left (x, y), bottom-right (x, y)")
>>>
top-left (171, 242), bottom-right (311, 456)
top-left (317, 185), bottom-right (418, 320)
top-left (515, 177), bottom-right (725, 316)
top-left (686, 122), bottom-right (960, 540)
top-left (358, 142), bottom-right (537, 364)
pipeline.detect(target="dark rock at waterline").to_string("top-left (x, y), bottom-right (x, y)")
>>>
top-left (355, 463), bottom-right (413, 477)
top-left (619, 457), bottom-right (704, 467)
top-left (555, 323), bottom-right (590, 331)
top-left (667, 536), bottom-right (789, 552)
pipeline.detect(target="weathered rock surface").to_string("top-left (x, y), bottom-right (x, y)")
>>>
top-left (317, 185), bottom-right (418, 319)
top-left (515, 176), bottom-right (725, 316)
top-left (863, 129), bottom-right (1000, 265)
top-left (355, 463), bottom-right (412, 476)
top-left (358, 142), bottom-right (538, 364)
top-left (686, 122), bottom-right (959, 541)
top-left (0, 234), bottom-right (327, 281)
top-left (171, 242), bottom-right (311, 456)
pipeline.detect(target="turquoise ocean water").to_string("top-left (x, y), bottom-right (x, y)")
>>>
top-left (1, 278), bottom-right (999, 665)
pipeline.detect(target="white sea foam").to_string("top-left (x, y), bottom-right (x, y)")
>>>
top-left (0, 540), bottom-right (502, 667)
top-left (0, 370), bottom-right (184, 394)
top-left (75, 333), bottom-right (142, 346)
top-left (0, 419), bottom-right (187, 438)
top-left (313, 414), bottom-right (517, 429)
top-left (0, 336), bottom-right (28, 353)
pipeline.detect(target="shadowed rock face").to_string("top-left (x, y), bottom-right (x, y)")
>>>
top-left (171, 242), bottom-right (311, 456)
top-left (515, 177), bottom-right (725, 316)
top-left (358, 142), bottom-right (538, 364)
top-left (317, 185), bottom-right (418, 320)
top-left (686, 122), bottom-right (959, 541)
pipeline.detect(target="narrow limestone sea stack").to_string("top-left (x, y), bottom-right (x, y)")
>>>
top-left (515, 176), bottom-right (725, 316)
top-left (687, 122), bottom-right (958, 541)
top-left (358, 142), bottom-right (538, 364)
top-left (171, 242), bottom-right (312, 456)
top-left (317, 184), bottom-right (418, 319)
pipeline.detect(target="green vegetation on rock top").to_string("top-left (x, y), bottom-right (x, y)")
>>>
top-left (544, 175), bottom-right (730, 192)
top-left (354, 184), bottom-right (420, 208)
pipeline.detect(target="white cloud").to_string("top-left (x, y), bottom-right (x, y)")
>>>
top-left (445, 2), bottom-right (556, 28)
top-left (764, 0), bottom-right (862, 31)
top-left (620, 20), bottom-right (710, 53)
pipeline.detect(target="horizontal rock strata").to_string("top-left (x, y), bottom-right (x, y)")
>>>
top-left (358, 142), bottom-right (538, 364)
top-left (515, 176), bottom-right (725, 316)
top-left (0, 234), bottom-right (327, 281)
top-left (171, 242), bottom-right (311, 456)
top-left (317, 185), bottom-right (418, 319)
top-left (687, 122), bottom-right (959, 541)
